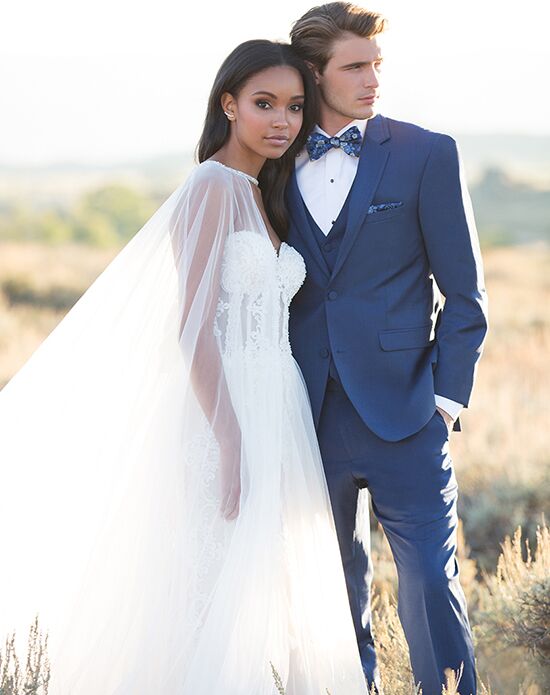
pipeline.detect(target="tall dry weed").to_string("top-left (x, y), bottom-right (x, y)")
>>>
top-left (474, 523), bottom-right (550, 691)
top-left (0, 616), bottom-right (50, 695)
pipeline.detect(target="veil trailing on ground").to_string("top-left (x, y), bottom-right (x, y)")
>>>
top-left (0, 162), bottom-right (246, 688)
top-left (0, 161), bottom-right (368, 694)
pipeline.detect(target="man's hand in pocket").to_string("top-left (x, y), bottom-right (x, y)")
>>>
top-left (436, 406), bottom-right (454, 432)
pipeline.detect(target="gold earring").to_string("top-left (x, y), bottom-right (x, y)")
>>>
top-left (224, 111), bottom-right (235, 121)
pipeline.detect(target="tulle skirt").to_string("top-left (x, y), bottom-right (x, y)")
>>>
top-left (1, 352), bottom-right (367, 694)
top-left (0, 185), bottom-right (367, 693)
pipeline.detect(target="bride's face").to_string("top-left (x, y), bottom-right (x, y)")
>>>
top-left (221, 65), bottom-right (305, 160)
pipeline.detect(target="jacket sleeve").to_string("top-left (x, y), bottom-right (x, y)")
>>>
top-left (418, 133), bottom-right (489, 407)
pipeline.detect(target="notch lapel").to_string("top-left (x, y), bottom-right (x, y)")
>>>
top-left (330, 115), bottom-right (391, 281)
top-left (287, 170), bottom-right (331, 281)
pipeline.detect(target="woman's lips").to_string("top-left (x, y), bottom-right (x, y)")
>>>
top-left (265, 135), bottom-right (290, 146)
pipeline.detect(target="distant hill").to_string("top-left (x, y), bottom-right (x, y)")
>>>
top-left (0, 135), bottom-right (549, 246)
top-left (0, 153), bottom-right (196, 209)
top-left (455, 134), bottom-right (550, 187)
top-left (1, 132), bottom-right (549, 198)
top-left (470, 168), bottom-right (550, 245)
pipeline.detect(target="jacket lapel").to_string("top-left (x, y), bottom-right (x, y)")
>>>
top-left (330, 115), bottom-right (391, 281)
top-left (287, 169), bottom-right (331, 281)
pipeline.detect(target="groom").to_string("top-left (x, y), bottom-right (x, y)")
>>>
top-left (286, 4), bottom-right (488, 694)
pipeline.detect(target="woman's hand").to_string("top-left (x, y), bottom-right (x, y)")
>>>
top-left (219, 440), bottom-right (241, 521)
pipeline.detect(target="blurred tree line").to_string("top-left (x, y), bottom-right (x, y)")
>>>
top-left (0, 168), bottom-right (549, 248)
top-left (0, 185), bottom-right (160, 247)
top-left (474, 168), bottom-right (550, 245)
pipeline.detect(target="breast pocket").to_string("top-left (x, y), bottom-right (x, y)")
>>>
top-left (366, 205), bottom-right (406, 225)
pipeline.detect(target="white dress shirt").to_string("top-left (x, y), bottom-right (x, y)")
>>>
top-left (295, 119), bottom-right (368, 235)
top-left (294, 119), bottom-right (463, 422)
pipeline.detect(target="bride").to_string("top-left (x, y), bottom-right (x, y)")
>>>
top-left (0, 40), bottom-right (368, 694)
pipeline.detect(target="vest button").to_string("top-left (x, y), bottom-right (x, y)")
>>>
top-left (328, 290), bottom-right (338, 300)
top-left (320, 348), bottom-right (330, 358)
top-left (324, 243), bottom-right (334, 252)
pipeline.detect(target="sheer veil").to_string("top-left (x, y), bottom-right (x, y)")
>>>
top-left (0, 161), bottom-right (367, 694)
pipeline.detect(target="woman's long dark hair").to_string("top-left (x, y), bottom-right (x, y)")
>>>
top-left (197, 40), bottom-right (318, 238)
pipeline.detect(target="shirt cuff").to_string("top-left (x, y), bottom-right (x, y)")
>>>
top-left (435, 395), bottom-right (464, 421)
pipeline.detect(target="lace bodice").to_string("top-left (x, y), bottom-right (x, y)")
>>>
top-left (214, 230), bottom-right (306, 359)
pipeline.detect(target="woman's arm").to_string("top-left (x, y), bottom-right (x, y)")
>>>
top-left (170, 172), bottom-right (241, 518)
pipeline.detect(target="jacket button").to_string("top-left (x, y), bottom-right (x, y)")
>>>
top-left (320, 348), bottom-right (330, 358)
top-left (328, 290), bottom-right (338, 300)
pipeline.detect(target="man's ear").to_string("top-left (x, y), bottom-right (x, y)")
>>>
top-left (305, 61), bottom-right (322, 85)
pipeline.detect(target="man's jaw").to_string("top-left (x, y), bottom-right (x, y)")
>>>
top-left (317, 94), bottom-right (378, 133)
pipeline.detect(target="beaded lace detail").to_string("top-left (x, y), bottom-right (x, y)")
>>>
top-left (187, 230), bottom-right (306, 634)
top-left (214, 231), bottom-right (306, 361)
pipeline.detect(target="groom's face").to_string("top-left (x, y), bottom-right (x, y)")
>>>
top-left (314, 32), bottom-right (383, 126)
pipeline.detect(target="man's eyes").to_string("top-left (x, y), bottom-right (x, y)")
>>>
top-left (348, 62), bottom-right (382, 70)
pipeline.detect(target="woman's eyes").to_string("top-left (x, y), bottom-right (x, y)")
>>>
top-left (255, 100), bottom-right (304, 112)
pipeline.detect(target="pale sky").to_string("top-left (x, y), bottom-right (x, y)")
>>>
top-left (1, 0), bottom-right (549, 165)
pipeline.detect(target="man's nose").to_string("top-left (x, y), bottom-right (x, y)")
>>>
top-left (364, 66), bottom-right (379, 89)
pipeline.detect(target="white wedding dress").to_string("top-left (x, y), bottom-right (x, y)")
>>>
top-left (0, 160), bottom-right (367, 694)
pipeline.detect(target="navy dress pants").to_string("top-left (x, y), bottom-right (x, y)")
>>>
top-left (317, 377), bottom-right (476, 695)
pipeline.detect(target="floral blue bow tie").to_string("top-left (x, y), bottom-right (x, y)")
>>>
top-left (306, 125), bottom-right (362, 161)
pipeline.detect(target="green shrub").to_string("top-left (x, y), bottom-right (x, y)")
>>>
top-left (68, 182), bottom-right (157, 247)
top-left (0, 183), bottom-right (157, 248)
top-left (460, 477), bottom-right (550, 570)
top-left (1, 276), bottom-right (82, 311)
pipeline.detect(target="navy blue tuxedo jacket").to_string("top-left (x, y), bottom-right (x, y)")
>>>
top-left (286, 114), bottom-right (489, 442)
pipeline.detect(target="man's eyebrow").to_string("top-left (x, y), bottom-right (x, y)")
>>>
top-left (251, 91), bottom-right (305, 99)
top-left (340, 57), bottom-right (383, 68)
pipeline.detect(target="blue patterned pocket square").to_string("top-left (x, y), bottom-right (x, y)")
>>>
top-left (367, 201), bottom-right (404, 214)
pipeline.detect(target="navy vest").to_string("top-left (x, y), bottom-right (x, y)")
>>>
top-left (301, 194), bottom-right (351, 384)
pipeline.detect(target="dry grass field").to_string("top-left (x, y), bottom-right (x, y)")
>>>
top-left (0, 240), bottom-right (548, 694)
